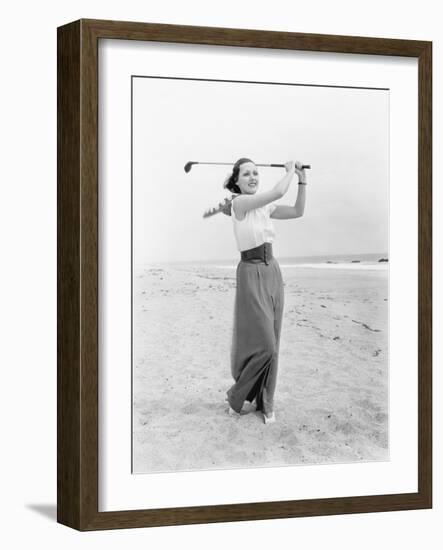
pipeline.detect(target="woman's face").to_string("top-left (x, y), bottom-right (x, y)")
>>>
top-left (236, 162), bottom-right (259, 194)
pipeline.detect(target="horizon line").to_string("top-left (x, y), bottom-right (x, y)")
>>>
top-left (137, 252), bottom-right (389, 265)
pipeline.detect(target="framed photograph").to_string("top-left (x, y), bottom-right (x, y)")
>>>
top-left (57, 19), bottom-right (432, 530)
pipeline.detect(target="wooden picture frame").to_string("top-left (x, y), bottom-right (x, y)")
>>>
top-left (57, 18), bottom-right (432, 530)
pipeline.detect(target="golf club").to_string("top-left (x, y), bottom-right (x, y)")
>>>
top-left (184, 161), bottom-right (311, 173)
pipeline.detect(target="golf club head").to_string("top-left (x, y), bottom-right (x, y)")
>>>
top-left (184, 161), bottom-right (196, 173)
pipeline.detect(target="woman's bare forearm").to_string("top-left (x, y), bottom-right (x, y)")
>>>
top-left (270, 165), bottom-right (307, 219)
top-left (294, 183), bottom-right (306, 216)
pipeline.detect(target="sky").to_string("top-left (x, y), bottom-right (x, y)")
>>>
top-left (132, 77), bottom-right (389, 265)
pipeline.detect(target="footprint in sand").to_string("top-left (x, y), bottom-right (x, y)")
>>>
top-left (181, 403), bottom-right (200, 415)
top-left (279, 426), bottom-right (294, 439)
top-left (227, 425), bottom-right (240, 440)
top-left (333, 421), bottom-right (356, 435)
top-left (285, 435), bottom-right (299, 447)
top-left (374, 411), bottom-right (388, 423)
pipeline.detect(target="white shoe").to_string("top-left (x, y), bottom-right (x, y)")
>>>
top-left (228, 406), bottom-right (240, 417)
top-left (264, 412), bottom-right (276, 424)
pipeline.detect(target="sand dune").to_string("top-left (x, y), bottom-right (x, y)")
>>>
top-left (132, 264), bottom-right (389, 473)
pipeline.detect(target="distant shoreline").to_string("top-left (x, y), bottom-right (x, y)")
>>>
top-left (212, 263), bottom-right (389, 271)
top-left (138, 253), bottom-right (390, 270)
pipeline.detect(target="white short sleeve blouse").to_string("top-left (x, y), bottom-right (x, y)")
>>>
top-left (231, 199), bottom-right (277, 252)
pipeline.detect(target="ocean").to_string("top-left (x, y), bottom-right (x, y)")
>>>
top-left (150, 253), bottom-right (389, 271)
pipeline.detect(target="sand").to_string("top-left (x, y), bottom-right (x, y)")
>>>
top-left (132, 263), bottom-right (389, 473)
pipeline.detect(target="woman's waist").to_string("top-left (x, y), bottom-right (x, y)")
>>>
top-left (240, 242), bottom-right (274, 264)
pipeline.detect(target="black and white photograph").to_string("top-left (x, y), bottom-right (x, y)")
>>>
top-left (3, 0), bottom-right (436, 542)
top-left (131, 76), bottom-right (389, 474)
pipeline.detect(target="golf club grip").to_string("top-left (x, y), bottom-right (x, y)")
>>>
top-left (270, 163), bottom-right (311, 170)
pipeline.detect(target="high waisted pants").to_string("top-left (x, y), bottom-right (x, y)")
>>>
top-left (226, 257), bottom-right (284, 415)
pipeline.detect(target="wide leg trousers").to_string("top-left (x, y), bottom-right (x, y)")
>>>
top-left (226, 257), bottom-right (284, 416)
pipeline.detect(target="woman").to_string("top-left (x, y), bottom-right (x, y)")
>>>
top-left (225, 157), bottom-right (307, 424)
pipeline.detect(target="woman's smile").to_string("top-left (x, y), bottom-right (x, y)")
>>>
top-left (236, 162), bottom-right (260, 194)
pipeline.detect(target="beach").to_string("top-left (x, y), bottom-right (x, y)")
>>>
top-left (132, 262), bottom-right (389, 473)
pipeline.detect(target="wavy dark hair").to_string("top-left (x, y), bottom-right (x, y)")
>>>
top-left (223, 158), bottom-right (255, 194)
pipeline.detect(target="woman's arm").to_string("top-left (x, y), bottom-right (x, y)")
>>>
top-left (271, 164), bottom-right (307, 220)
top-left (271, 184), bottom-right (307, 219)
top-left (233, 161), bottom-right (296, 218)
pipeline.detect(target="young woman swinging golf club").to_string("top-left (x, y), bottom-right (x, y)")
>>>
top-left (224, 157), bottom-right (307, 424)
